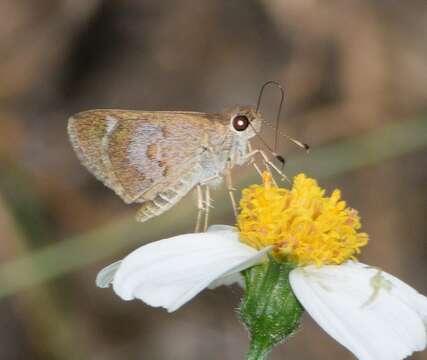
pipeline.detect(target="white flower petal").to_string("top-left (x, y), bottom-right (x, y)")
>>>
top-left (96, 260), bottom-right (122, 288)
top-left (374, 267), bottom-right (427, 324)
top-left (208, 245), bottom-right (271, 289)
top-left (207, 224), bottom-right (237, 233)
top-left (95, 224), bottom-right (235, 288)
top-left (206, 225), bottom-right (271, 288)
top-left (207, 224), bottom-right (239, 240)
top-left (112, 231), bottom-right (266, 312)
top-left (290, 261), bottom-right (427, 360)
top-left (413, 293), bottom-right (427, 323)
top-left (208, 272), bottom-right (244, 289)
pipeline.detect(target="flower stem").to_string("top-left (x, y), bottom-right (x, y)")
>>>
top-left (246, 340), bottom-right (271, 360)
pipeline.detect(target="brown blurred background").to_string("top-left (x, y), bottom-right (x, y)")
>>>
top-left (0, 0), bottom-right (427, 359)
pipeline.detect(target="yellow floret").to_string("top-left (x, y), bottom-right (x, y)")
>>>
top-left (237, 172), bottom-right (368, 266)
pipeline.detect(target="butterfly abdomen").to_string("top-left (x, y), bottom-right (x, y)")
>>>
top-left (135, 199), bottom-right (169, 222)
top-left (135, 174), bottom-right (197, 222)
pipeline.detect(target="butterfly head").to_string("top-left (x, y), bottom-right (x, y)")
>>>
top-left (228, 106), bottom-right (262, 140)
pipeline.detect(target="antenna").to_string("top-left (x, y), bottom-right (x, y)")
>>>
top-left (256, 80), bottom-right (284, 154)
top-left (255, 80), bottom-right (310, 160)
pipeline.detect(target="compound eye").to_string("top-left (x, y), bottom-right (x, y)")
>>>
top-left (232, 115), bottom-right (250, 131)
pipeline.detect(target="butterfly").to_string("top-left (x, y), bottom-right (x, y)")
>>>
top-left (68, 82), bottom-right (300, 231)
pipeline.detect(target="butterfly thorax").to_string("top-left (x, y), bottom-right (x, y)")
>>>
top-left (196, 121), bottom-right (253, 187)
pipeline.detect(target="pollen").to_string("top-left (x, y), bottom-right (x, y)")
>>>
top-left (237, 172), bottom-right (369, 266)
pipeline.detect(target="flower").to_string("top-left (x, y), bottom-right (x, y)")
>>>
top-left (238, 171), bottom-right (368, 265)
top-left (97, 173), bottom-right (427, 360)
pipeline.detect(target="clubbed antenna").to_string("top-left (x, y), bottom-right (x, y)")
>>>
top-left (255, 81), bottom-right (310, 168)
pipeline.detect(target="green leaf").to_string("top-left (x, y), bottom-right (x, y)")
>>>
top-left (239, 258), bottom-right (304, 360)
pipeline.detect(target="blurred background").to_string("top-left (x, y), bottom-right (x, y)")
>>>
top-left (0, 0), bottom-right (427, 359)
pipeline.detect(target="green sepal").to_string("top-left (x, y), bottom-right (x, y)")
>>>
top-left (238, 257), bottom-right (304, 360)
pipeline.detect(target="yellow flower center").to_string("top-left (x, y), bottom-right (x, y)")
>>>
top-left (237, 172), bottom-right (368, 266)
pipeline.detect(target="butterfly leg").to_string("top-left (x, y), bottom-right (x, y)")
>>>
top-left (252, 162), bottom-right (264, 178)
top-left (225, 167), bottom-right (238, 218)
top-left (264, 163), bottom-right (278, 187)
top-left (245, 149), bottom-right (289, 183)
top-left (203, 186), bottom-right (211, 232)
top-left (247, 143), bottom-right (269, 179)
top-left (195, 184), bottom-right (204, 233)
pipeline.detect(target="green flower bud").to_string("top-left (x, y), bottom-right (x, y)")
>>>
top-left (239, 258), bottom-right (304, 360)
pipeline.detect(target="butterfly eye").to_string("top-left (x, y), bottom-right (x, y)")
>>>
top-left (232, 115), bottom-right (250, 131)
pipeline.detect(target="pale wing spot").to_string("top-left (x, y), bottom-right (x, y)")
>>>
top-left (102, 116), bottom-right (119, 150)
top-left (99, 115), bottom-right (126, 195)
top-left (105, 115), bottom-right (119, 133)
top-left (127, 123), bottom-right (165, 185)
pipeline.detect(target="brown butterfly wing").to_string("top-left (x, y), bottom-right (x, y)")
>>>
top-left (68, 110), bottom-right (124, 193)
top-left (68, 110), bottom-right (228, 204)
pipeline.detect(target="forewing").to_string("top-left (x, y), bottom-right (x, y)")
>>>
top-left (68, 110), bottom-right (124, 193)
top-left (68, 110), bottom-right (228, 203)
